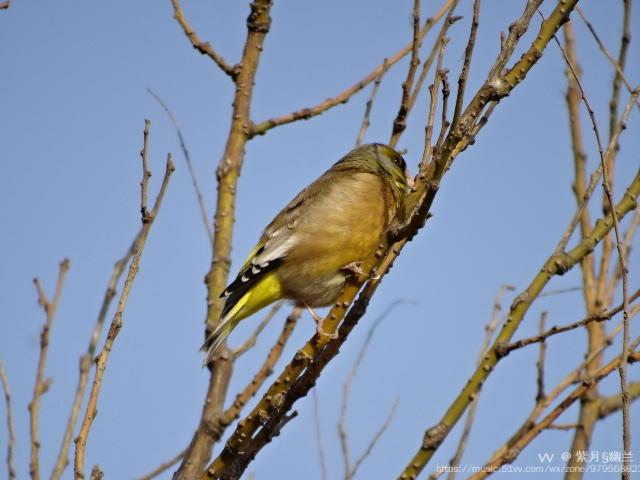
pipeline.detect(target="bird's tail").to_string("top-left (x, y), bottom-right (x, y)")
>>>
top-left (202, 315), bottom-right (237, 365)
top-left (202, 272), bottom-right (282, 364)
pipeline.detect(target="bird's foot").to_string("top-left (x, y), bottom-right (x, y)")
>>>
top-left (342, 261), bottom-right (367, 279)
top-left (304, 304), bottom-right (338, 340)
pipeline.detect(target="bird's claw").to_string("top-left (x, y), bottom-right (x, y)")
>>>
top-left (305, 304), bottom-right (338, 340)
top-left (343, 261), bottom-right (367, 279)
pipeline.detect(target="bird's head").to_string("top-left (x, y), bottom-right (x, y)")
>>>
top-left (336, 143), bottom-right (412, 201)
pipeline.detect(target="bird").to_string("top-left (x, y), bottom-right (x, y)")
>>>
top-left (204, 143), bottom-right (411, 362)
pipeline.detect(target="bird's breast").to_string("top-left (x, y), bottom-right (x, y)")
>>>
top-left (278, 171), bottom-right (394, 306)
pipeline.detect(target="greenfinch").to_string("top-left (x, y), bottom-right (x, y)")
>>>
top-left (205, 143), bottom-right (411, 361)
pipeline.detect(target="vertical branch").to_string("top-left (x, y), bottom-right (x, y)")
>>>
top-left (608, 0), bottom-right (632, 139)
top-left (147, 88), bottom-right (214, 245)
top-left (29, 258), bottom-right (70, 480)
top-left (419, 42), bottom-right (447, 173)
top-left (175, 2), bottom-right (274, 478)
top-left (355, 61), bottom-right (388, 147)
top-left (445, 285), bottom-right (514, 480)
top-left (535, 311), bottom-right (547, 403)
top-left (312, 390), bottom-right (328, 480)
top-left (74, 127), bottom-right (175, 479)
top-left (390, 0), bottom-right (422, 148)
top-left (137, 450), bottom-right (186, 480)
top-left (563, 22), bottom-right (596, 309)
top-left (0, 360), bottom-right (16, 480)
top-left (51, 233), bottom-right (140, 480)
top-left (339, 301), bottom-right (412, 480)
top-left (450, 0), bottom-right (480, 131)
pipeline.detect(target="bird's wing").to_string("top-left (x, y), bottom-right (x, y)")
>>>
top-left (219, 205), bottom-right (305, 316)
top-left (219, 171), bottom-right (335, 313)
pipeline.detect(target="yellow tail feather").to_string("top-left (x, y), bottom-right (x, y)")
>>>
top-left (204, 272), bottom-right (283, 363)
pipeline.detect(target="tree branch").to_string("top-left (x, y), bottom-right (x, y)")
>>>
top-left (250, 0), bottom-right (455, 137)
top-left (400, 169), bottom-right (640, 479)
top-left (0, 360), bottom-right (16, 480)
top-left (74, 124), bottom-right (174, 479)
top-left (29, 258), bottom-right (70, 480)
top-left (51, 232), bottom-right (140, 480)
top-left (171, 0), bottom-right (237, 78)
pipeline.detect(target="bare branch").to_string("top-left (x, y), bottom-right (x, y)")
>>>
top-left (419, 42), bottom-right (448, 174)
top-left (574, 6), bottom-right (639, 120)
top-left (468, 346), bottom-right (640, 479)
top-left (350, 398), bottom-right (399, 479)
top-left (598, 382), bottom-right (640, 420)
top-left (137, 449), bottom-right (186, 480)
top-left (535, 311), bottom-right (547, 403)
top-left (339, 301), bottom-right (415, 479)
top-left (450, 0), bottom-right (480, 131)
top-left (548, 15), bottom-right (638, 474)
top-left (312, 390), bottom-right (328, 480)
top-left (251, 0), bottom-right (455, 137)
top-left (51, 233), bottom-right (140, 480)
top-left (29, 258), bottom-right (70, 480)
top-left (147, 88), bottom-right (213, 245)
top-left (445, 285), bottom-right (514, 480)
top-left (355, 60), bottom-right (388, 147)
top-left (220, 308), bottom-right (300, 427)
top-left (389, 0), bottom-right (424, 147)
top-left (407, 12), bottom-right (462, 117)
top-left (0, 360), bottom-right (16, 480)
top-left (74, 125), bottom-right (175, 479)
top-left (171, 0), bottom-right (237, 78)
top-left (496, 289), bottom-right (640, 356)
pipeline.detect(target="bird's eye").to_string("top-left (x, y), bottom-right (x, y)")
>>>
top-left (392, 155), bottom-right (407, 171)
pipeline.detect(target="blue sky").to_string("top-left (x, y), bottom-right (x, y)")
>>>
top-left (1, 1), bottom-right (639, 479)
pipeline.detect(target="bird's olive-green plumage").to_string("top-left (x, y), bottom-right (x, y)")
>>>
top-left (205, 143), bottom-right (410, 360)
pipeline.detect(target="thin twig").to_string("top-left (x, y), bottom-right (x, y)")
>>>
top-left (496, 289), bottom-right (640, 356)
top-left (469, 345), bottom-right (640, 479)
top-left (171, 0), bottom-right (237, 78)
top-left (557, 22), bottom-right (594, 306)
top-left (539, 286), bottom-right (582, 297)
top-left (547, 17), bottom-right (637, 475)
top-left (390, 0), bottom-right (423, 147)
top-left (535, 311), bottom-right (547, 403)
top-left (574, 6), bottom-right (639, 117)
top-left (435, 74), bottom-right (451, 154)
top-left (608, 207), bottom-right (640, 300)
top-left (355, 60), bottom-right (388, 147)
top-left (221, 308), bottom-right (300, 426)
top-left (137, 449), bottom-right (186, 480)
top-left (312, 390), bottom-right (328, 480)
top-left (140, 120), bottom-right (152, 221)
top-left (251, 0), bottom-right (455, 137)
top-left (232, 302), bottom-right (283, 359)
top-left (446, 285), bottom-right (514, 480)
top-left (484, 303), bottom-right (640, 468)
top-left (548, 423), bottom-right (580, 431)
top-left (51, 233), bottom-right (139, 480)
top-left (74, 125), bottom-right (175, 480)
top-left (147, 88), bottom-right (213, 245)
top-left (338, 301), bottom-right (414, 479)
top-left (29, 258), bottom-right (70, 480)
top-left (0, 360), bottom-right (16, 480)
top-left (419, 41), bottom-right (448, 173)
top-left (598, 382), bottom-right (640, 420)
top-left (451, 0), bottom-right (480, 131)
top-left (407, 11), bottom-right (462, 116)
top-left (350, 398), bottom-right (399, 479)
